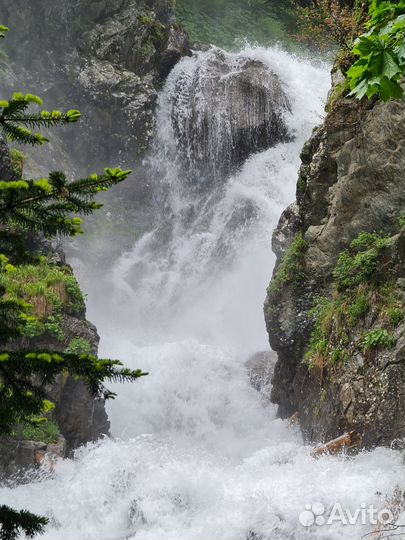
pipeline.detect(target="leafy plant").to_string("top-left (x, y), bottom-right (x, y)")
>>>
top-left (347, 288), bottom-right (370, 326)
top-left (44, 313), bottom-right (65, 341)
top-left (386, 306), bottom-right (403, 326)
top-left (363, 327), bottom-right (397, 350)
top-left (305, 296), bottom-right (343, 367)
top-left (347, 0), bottom-right (405, 101)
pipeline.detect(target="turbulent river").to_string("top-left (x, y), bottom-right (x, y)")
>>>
top-left (2, 45), bottom-right (405, 540)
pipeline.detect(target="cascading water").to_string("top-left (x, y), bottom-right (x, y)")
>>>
top-left (2, 46), bottom-right (405, 540)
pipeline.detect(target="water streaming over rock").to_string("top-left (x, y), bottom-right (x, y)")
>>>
top-left (2, 45), bottom-right (404, 540)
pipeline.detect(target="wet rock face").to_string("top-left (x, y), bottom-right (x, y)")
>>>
top-left (0, 437), bottom-right (67, 482)
top-left (265, 89), bottom-right (405, 448)
top-left (28, 315), bottom-right (110, 454)
top-left (0, 0), bottom-right (190, 268)
top-left (170, 49), bottom-right (291, 183)
top-left (245, 351), bottom-right (277, 404)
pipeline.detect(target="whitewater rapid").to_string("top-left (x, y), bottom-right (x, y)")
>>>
top-left (2, 46), bottom-right (405, 540)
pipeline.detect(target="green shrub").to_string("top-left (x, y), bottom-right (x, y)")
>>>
top-left (305, 231), bottom-right (403, 368)
top-left (296, 176), bottom-right (307, 196)
top-left (363, 328), bottom-right (397, 351)
top-left (138, 13), bottom-right (155, 25)
top-left (334, 233), bottom-right (392, 290)
top-left (44, 313), bottom-right (65, 342)
top-left (331, 347), bottom-right (349, 363)
top-left (347, 289), bottom-right (370, 326)
top-left (387, 306), bottom-right (404, 327)
top-left (21, 316), bottom-right (43, 338)
top-left (305, 296), bottom-right (336, 365)
top-left (64, 337), bottom-right (92, 355)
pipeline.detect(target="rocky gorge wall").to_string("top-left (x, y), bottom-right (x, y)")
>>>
top-left (0, 137), bottom-right (110, 479)
top-left (265, 78), bottom-right (405, 448)
top-left (0, 0), bottom-right (191, 477)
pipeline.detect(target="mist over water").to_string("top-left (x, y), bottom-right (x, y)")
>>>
top-left (2, 46), bottom-right (405, 540)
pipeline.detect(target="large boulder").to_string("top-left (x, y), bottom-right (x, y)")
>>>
top-left (169, 49), bottom-right (291, 182)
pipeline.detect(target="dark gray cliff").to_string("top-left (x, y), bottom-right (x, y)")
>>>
top-left (0, 0), bottom-right (190, 266)
top-left (1, 0), bottom-right (189, 170)
top-left (265, 86), bottom-right (405, 448)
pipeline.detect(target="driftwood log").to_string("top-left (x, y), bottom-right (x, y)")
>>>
top-left (311, 431), bottom-right (363, 458)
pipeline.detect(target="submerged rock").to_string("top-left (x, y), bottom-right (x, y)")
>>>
top-left (245, 350), bottom-right (277, 394)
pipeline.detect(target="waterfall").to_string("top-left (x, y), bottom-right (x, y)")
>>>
top-left (1, 45), bottom-right (404, 540)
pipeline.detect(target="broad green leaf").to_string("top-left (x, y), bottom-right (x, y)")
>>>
top-left (380, 76), bottom-right (404, 100)
top-left (349, 79), bottom-right (370, 99)
top-left (366, 83), bottom-right (380, 98)
top-left (379, 13), bottom-right (405, 35)
top-left (382, 49), bottom-right (402, 77)
top-left (353, 36), bottom-right (376, 56)
top-left (394, 42), bottom-right (405, 61)
top-left (347, 61), bottom-right (369, 81)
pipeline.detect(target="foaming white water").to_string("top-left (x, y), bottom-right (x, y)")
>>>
top-left (98, 46), bottom-right (328, 349)
top-left (2, 45), bottom-right (405, 540)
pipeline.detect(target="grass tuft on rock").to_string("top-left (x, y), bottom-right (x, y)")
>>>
top-left (305, 231), bottom-right (403, 369)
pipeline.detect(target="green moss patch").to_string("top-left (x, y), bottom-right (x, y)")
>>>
top-left (22, 419), bottom-right (60, 444)
top-left (268, 233), bottom-right (307, 296)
